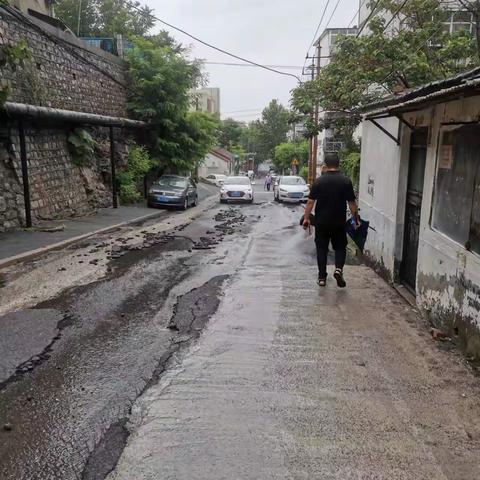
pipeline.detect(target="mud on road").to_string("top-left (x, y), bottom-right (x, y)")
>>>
top-left (0, 200), bottom-right (266, 480)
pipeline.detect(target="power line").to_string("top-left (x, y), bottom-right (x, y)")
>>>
top-left (203, 61), bottom-right (304, 70)
top-left (301, 0), bottom-right (332, 79)
top-left (129, 3), bottom-right (301, 82)
top-left (356, 0), bottom-right (382, 37)
top-left (324, 0), bottom-right (344, 31)
top-left (307, 0), bottom-right (332, 52)
top-left (381, 0), bottom-right (410, 33)
top-left (348, 0), bottom-right (367, 28)
top-left (223, 108), bottom-right (264, 114)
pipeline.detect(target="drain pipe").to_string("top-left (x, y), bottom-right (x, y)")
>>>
top-left (18, 120), bottom-right (32, 228)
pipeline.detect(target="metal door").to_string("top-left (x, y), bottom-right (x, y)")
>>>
top-left (400, 129), bottom-right (427, 291)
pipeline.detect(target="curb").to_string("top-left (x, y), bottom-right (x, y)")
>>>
top-left (0, 209), bottom-right (167, 270)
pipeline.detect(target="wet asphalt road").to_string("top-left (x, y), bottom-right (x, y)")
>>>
top-left (0, 184), bottom-right (293, 479)
top-left (2, 184), bottom-right (480, 479)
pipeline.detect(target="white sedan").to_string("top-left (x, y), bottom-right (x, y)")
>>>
top-left (220, 176), bottom-right (254, 204)
top-left (206, 174), bottom-right (227, 187)
top-left (274, 176), bottom-right (310, 203)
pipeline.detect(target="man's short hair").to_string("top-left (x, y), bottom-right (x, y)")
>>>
top-left (324, 152), bottom-right (340, 168)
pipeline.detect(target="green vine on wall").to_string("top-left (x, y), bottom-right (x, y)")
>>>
top-left (68, 128), bottom-right (96, 166)
top-left (0, 40), bottom-right (31, 108)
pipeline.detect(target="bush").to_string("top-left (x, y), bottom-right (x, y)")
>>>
top-left (118, 145), bottom-right (155, 204)
top-left (341, 152), bottom-right (360, 189)
top-left (299, 166), bottom-right (309, 182)
top-left (68, 128), bottom-right (95, 166)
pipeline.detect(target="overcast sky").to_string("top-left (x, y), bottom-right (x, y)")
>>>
top-left (147, 0), bottom-right (360, 121)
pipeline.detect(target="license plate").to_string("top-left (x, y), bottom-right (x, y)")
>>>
top-left (156, 195), bottom-right (169, 202)
top-left (290, 193), bottom-right (302, 198)
top-left (230, 192), bottom-right (242, 197)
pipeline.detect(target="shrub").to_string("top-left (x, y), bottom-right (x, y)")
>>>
top-left (118, 144), bottom-right (154, 204)
top-left (68, 128), bottom-right (95, 166)
top-left (341, 152), bottom-right (360, 189)
top-left (299, 165), bottom-right (309, 182)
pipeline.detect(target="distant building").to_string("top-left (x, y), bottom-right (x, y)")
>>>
top-left (8, 0), bottom-right (55, 16)
top-left (191, 88), bottom-right (221, 116)
top-left (198, 148), bottom-right (233, 178)
top-left (313, 27), bottom-right (358, 173)
top-left (287, 123), bottom-right (307, 142)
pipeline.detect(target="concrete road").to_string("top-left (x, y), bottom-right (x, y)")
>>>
top-left (1, 184), bottom-right (480, 480)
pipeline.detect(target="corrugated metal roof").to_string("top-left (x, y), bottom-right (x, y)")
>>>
top-left (358, 66), bottom-right (480, 116)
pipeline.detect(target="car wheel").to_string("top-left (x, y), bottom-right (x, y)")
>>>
top-left (182, 198), bottom-right (188, 210)
top-left (192, 195), bottom-right (198, 207)
top-left (220, 198), bottom-right (227, 204)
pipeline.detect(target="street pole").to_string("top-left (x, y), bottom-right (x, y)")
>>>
top-left (77, 0), bottom-right (82, 37)
top-left (312, 43), bottom-right (321, 182)
top-left (109, 127), bottom-right (118, 209)
top-left (18, 120), bottom-right (32, 228)
top-left (308, 58), bottom-right (316, 186)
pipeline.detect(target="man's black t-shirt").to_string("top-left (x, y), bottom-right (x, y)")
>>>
top-left (309, 171), bottom-right (356, 228)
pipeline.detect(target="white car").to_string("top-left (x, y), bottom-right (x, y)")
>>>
top-left (206, 174), bottom-right (227, 187)
top-left (220, 176), bottom-right (254, 204)
top-left (274, 176), bottom-right (310, 203)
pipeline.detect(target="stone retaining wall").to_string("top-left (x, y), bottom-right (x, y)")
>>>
top-left (0, 7), bottom-right (131, 231)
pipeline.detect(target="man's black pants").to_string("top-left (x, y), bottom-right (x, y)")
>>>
top-left (315, 225), bottom-right (347, 279)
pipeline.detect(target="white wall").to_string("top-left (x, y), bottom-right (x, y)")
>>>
top-left (359, 116), bottom-right (404, 277)
top-left (359, 98), bottom-right (480, 346)
top-left (412, 99), bottom-right (480, 338)
top-left (198, 153), bottom-right (230, 178)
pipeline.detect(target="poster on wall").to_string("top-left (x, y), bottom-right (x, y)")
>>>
top-left (439, 144), bottom-right (453, 170)
top-left (367, 175), bottom-right (375, 197)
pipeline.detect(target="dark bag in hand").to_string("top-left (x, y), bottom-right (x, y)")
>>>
top-left (299, 213), bottom-right (315, 227)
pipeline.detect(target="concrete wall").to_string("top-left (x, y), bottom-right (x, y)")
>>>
top-left (359, 99), bottom-right (480, 356)
top-left (0, 7), bottom-right (129, 231)
top-left (191, 88), bottom-right (221, 116)
top-left (9, 0), bottom-right (53, 16)
top-left (198, 152), bottom-right (231, 178)
top-left (358, 116), bottom-right (404, 279)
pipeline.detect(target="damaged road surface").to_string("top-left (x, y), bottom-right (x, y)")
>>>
top-left (3, 185), bottom-right (480, 480)
top-left (0, 194), bottom-right (255, 480)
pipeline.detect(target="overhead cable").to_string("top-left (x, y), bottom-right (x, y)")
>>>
top-left (129, 3), bottom-right (301, 82)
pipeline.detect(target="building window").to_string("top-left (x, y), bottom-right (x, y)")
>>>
top-left (432, 125), bottom-right (480, 254)
top-left (442, 11), bottom-right (473, 34)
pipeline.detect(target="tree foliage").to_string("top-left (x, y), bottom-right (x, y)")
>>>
top-left (54, 0), bottom-right (155, 37)
top-left (218, 118), bottom-right (244, 149)
top-left (254, 100), bottom-right (290, 161)
top-left (125, 35), bottom-right (218, 172)
top-left (118, 144), bottom-right (154, 203)
top-left (291, 0), bottom-right (480, 134)
top-left (273, 140), bottom-right (308, 173)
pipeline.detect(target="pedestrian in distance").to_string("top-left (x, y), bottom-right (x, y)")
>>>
top-left (265, 173), bottom-right (273, 192)
top-left (302, 152), bottom-right (360, 288)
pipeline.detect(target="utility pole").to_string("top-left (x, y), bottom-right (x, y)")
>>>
top-left (311, 43), bottom-right (321, 184)
top-left (77, 0), bottom-right (82, 37)
top-left (304, 49), bottom-right (319, 186)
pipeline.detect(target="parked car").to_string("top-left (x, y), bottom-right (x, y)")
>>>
top-left (274, 176), bottom-right (310, 203)
top-left (220, 176), bottom-right (254, 204)
top-left (148, 175), bottom-right (198, 210)
top-left (206, 174), bottom-right (227, 186)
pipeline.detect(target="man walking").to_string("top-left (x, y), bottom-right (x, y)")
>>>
top-left (265, 173), bottom-right (273, 191)
top-left (302, 152), bottom-right (359, 288)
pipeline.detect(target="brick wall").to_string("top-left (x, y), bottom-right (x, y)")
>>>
top-left (0, 7), bottom-right (131, 231)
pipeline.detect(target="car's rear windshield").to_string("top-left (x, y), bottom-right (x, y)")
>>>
top-left (281, 177), bottom-right (306, 185)
top-left (158, 177), bottom-right (187, 188)
top-left (224, 177), bottom-right (250, 185)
